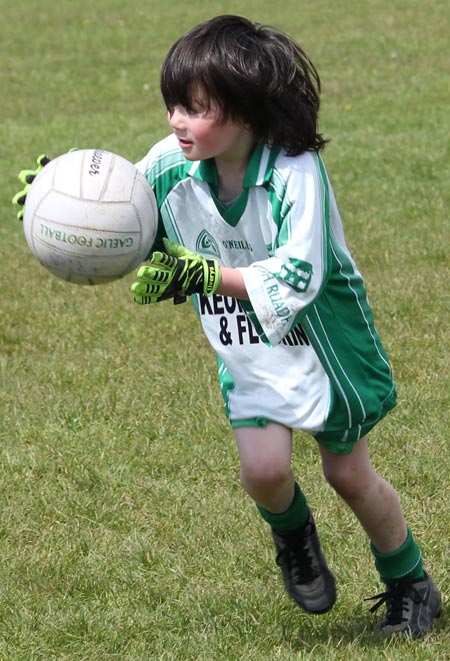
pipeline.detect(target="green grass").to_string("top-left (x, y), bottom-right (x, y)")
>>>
top-left (0, 0), bottom-right (448, 658)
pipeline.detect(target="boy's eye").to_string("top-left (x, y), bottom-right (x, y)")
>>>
top-left (167, 105), bottom-right (203, 118)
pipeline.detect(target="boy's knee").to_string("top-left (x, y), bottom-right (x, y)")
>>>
top-left (322, 462), bottom-right (368, 500)
top-left (240, 459), bottom-right (291, 493)
top-left (320, 439), bottom-right (376, 501)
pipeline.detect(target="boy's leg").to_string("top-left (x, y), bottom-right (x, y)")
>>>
top-left (235, 422), bottom-right (294, 513)
top-left (318, 436), bottom-right (407, 552)
top-left (319, 436), bottom-right (441, 636)
top-left (234, 423), bottom-right (336, 614)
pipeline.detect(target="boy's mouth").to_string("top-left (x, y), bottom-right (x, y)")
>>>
top-left (176, 137), bottom-right (193, 149)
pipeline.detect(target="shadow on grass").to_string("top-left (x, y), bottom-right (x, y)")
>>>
top-left (281, 601), bottom-right (447, 655)
top-left (285, 613), bottom-right (380, 651)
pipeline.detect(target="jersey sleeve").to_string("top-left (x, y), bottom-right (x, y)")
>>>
top-left (238, 153), bottom-right (331, 346)
top-left (134, 137), bottom-right (179, 255)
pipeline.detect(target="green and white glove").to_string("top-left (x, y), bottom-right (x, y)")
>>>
top-left (12, 154), bottom-right (51, 220)
top-left (131, 238), bottom-right (221, 304)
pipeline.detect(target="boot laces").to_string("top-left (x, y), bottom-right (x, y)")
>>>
top-left (275, 523), bottom-right (318, 584)
top-left (366, 580), bottom-right (423, 625)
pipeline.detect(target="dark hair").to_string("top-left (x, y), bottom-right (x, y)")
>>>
top-left (160, 15), bottom-right (327, 155)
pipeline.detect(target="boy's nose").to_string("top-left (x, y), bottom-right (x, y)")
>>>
top-left (168, 108), bottom-right (185, 131)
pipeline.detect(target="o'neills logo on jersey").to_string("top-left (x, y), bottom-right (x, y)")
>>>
top-left (195, 230), bottom-right (254, 258)
top-left (196, 230), bottom-right (221, 258)
top-left (222, 239), bottom-right (253, 252)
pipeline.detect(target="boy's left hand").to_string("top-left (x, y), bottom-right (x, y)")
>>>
top-left (131, 238), bottom-right (221, 304)
top-left (12, 154), bottom-right (52, 220)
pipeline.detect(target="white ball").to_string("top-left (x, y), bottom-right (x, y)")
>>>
top-left (22, 149), bottom-right (158, 285)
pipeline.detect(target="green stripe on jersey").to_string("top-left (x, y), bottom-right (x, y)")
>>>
top-left (302, 241), bottom-right (396, 441)
top-left (146, 150), bottom-right (189, 206)
top-left (265, 168), bottom-right (293, 238)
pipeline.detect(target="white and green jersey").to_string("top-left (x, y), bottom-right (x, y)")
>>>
top-left (136, 135), bottom-right (396, 454)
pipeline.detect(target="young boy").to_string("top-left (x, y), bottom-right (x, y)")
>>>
top-left (14, 14), bottom-right (441, 638)
top-left (129, 15), bottom-right (442, 636)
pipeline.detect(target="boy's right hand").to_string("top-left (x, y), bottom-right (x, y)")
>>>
top-left (131, 239), bottom-right (221, 304)
top-left (12, 154), bottom-right (51, 220)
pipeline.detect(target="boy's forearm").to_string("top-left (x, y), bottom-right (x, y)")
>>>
top-left (216, 267), bottom-right (249, 300)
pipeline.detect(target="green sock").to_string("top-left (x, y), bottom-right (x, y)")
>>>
top-left (256, 482), bottom-right (309, 532)
top-left (371, 527), bottom-right (424, 584)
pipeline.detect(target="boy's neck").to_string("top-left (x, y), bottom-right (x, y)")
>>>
top-left (215, 134), bottom-right (256, 203)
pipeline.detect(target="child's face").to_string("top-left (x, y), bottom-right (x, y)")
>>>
top-left (167, 97), bottom-right (252, 162)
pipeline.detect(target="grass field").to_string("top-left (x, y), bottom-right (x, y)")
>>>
top-left (0, 0), bottom-right (449, 658)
